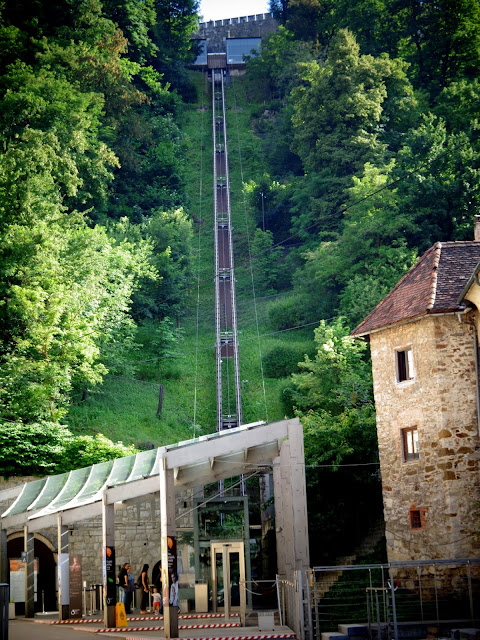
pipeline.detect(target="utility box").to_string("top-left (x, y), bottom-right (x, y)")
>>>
top-left (258, 611), bottom-right (275, 631)
top-left (194, 583), bottom-right (208, 612)
top-left (179, 599), bottom-right (190, 613)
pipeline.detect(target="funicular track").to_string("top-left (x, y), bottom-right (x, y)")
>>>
top-left (212, 69), bottom-right (243, 433)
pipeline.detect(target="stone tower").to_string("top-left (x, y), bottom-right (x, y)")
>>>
top-left (352, 241), bottom-right (480, 562)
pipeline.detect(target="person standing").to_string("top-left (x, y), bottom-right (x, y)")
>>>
top-left (118, 563), bottom-right (128, 606)
top-left (152, 560), bottom-right (163, 614)
top-left (125, 564), bottom-right (134, 614)
top-left (139, 563), bottom-right (150, 614)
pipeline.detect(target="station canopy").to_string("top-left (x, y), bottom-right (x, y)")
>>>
top-left (0, 419), bottom-right (294, 532)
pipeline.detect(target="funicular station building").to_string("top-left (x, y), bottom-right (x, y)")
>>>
top-left (0, 419), bottom-right (310, 636)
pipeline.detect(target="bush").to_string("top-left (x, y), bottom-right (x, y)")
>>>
top-left (267, 294), bottom-right (307, 331)
top-left (0, 421), bottom-right (71, 477)
top-left (263, 344), bottom-right (307, 378)
top-left (0, 422), bottom-right (139, 477)
top-left (57, 434), bottom-right (138, 473)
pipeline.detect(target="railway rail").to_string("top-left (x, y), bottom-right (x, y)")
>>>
top-left (212, 69), bottom-right (242, 432)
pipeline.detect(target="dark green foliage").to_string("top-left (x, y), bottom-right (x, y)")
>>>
top-left (262, 344), bottom-right (309, 378)
top-left (0, 0), bottom-right (199, 447)
top-left (0, 422), bottom-right (70, 477)
top-left (0, 422), bottom-right (136, 477)
top-left (266, 294), bottom-right (309, 331)
top-left (282, 318), bottom-right (381, 562)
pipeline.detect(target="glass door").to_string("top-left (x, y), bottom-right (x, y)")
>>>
top-left (210, 541), bottom-right (245, 615)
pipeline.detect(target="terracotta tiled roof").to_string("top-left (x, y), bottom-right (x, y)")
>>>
top-left (352, 241), bottom-right (480, 336)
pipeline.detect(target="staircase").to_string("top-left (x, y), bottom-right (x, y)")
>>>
top-left (314, 519), bottom-right (386, 598)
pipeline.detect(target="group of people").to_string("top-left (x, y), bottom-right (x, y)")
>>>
top-left (118, 562), bottom-right (179, 615)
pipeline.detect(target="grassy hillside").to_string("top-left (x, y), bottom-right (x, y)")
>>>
top-left (68, 71), bottom-right (315, 449)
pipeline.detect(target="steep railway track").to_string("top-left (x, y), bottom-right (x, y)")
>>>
top-left (212, 69), bottom-right (243, 433)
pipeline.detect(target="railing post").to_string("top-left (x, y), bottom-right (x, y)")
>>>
top-left (305, 570), bottom-right (313, 640)
top-left (276, 576), bottom-right (283, 626)
top-left (388, 569), bottom-right (399, 640)
top-left (297, 570), bottom-right (305, 640)
top-left (313, 570), bottom-right (320, 640)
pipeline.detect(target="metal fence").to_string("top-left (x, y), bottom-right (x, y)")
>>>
top-left (304, 559), bottom-right (480, 640)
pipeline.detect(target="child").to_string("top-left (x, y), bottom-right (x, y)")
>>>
top-left (152, 587), bottom-right (162, 614)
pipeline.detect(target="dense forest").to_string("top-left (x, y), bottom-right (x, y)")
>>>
top-left (1, 0), bottom-right (479, 561)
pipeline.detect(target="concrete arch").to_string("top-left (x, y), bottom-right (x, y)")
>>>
top-left (7, 530), bottom-right (56, 553)
top-left (7, 531), bottom-right (57, 613)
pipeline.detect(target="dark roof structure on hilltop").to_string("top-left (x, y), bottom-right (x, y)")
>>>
top-left (352, 241), bottom-right (480, 337)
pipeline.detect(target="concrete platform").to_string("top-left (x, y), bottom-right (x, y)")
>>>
top-left (9, 614), bottom-right (296, 640)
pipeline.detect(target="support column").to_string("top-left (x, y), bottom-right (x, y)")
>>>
top-left (160, 457), bottom-right (178, 638)
top-left (0, 527), bottom-right (7, 585)
top-left (273, 419), bottom-right (309, 639)
top-left (273, 418), bottom-right (310, 576)
top-left (102, 493), bottom-right (116, 628)
top-left (57, 516), bottom-right (70, 621)
top-left (24, 525), bottom-right (35, 618)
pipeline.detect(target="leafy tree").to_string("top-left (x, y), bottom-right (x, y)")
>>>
top-left (290, 29), bottom-right (416, 234)
top-left (287, 318), bottom-right (373, 415)
top-left (102, 0), bottom-right (158, 64)
top-left (132, 208), bottom-right (194, 320)
top-left (281, 318), bottom-right (381, 562)
top-left (387, 0), bottom-right (480, 97)
top-left (247, 27), bottom-right (314, 102)
top-left (250, 229), bottom-right (285, 295)
top-left (284, 0), bottom-right (327, 43)
top-left (292, 30), bottom-right (395, 175)
top-left (151, 0), bottom-right (200, 99)
top-left (0, 191), bottom-right (153, 422)
top-left (269, 0), bottom-right (289, 24)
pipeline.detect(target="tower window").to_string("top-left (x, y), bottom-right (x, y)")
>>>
top-left (396, 347), bottom-right (414, 382)
top-left (410, 509), bottom-right (422, 529)
top-left (402, 427), bottom-right (419, 461)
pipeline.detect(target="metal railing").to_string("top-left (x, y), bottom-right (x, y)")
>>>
top-left (305, 559), bottom-right (480, 640)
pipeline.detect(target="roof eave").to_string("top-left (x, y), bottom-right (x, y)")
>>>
top-left (352, 307), bottom-right (464, 338)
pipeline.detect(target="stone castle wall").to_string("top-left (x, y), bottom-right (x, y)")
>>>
top-left (195, 14), bottom-right (278, 53)
top-left (370, 312), bottom-right (480, 561)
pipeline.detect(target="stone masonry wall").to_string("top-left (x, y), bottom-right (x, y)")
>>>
top-left (195, 14), bottom-right (278, 53)
top-left (369, 312), bottom-right (480, 562)
top-left (70, 488), bottom-right (195, 587)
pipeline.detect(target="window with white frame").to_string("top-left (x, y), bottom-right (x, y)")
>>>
top-left (402, 426), bottom-right (419, 461)
top-left (396, 347), bottom-right (414, 382)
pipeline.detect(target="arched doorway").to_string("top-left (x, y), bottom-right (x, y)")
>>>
top-left (7, 533), bottom-right (57, 613)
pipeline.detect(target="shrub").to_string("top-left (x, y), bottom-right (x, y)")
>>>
top-left (263, 344), bottom-right (306, 378)
top-left (0, 421), bottom-right (71, 477)
top-left (267, 294), bottom-right (307, 331)
top-left (0, 422), bottom-right (139, 477)
top-left (58, 434), bottom-right (138, 472)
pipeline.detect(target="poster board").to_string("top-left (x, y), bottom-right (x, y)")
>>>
top-left (9, 558), bottom-right (38, 603)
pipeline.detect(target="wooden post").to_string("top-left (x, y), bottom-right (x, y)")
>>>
top-left (157, 384), bottom-right (164, 417)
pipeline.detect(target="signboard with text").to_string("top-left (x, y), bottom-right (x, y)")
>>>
top-left (69, 554), bottom-right (82, 618)
top-left (9, 558), bottom-right (38, 603)
top-left (104, 546), bottom-right (116, 607)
